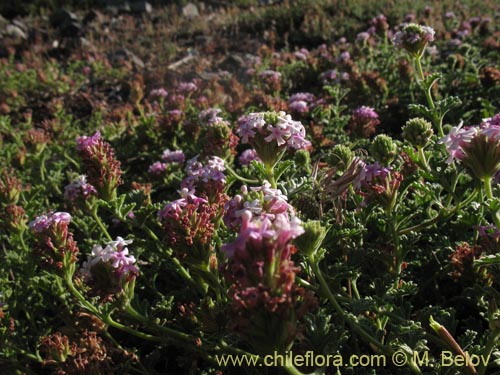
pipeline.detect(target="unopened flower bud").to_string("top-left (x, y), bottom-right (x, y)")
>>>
top-left (370, 134), bottom-right (398, 165)
top-left (295, 220), bottom-right (329, 257)
top-left (294, 149), bottom-right (311, 173)
top-left (402, 118), bottom-right (434, 148)
top-left (327, 144), bottom-right (353, 172)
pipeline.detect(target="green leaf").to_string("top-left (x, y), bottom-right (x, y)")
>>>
top-left (408, 103), bottom-right (433, 118)
top-left (474, 254), bottom-right (500, 266)
top-left (436, 96), bottom-right (462, 116)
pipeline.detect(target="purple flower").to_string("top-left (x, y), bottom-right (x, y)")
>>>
top-left (162, 149), bottom-right (185, 164)
top-left (478, 225), bottom-right (500, 240)
top-left (150, 88), bottom-right (168, 98)
top-left (177, 81), bottom-right (198, 94)
top-left (404, 13), bottom-right (416, 23)
top-left (438, 121), bottom-right (477, 164)
top-left (29, 212), bottom-right (71, 233)
top-left (224, 182), bottom-right (296, 231)
top-left (81, 237), bottom-right (138, 281)
top-left (289, 100), bottom-right (309, 114)
top-left (294, 50), bottom-right (308, 61)
top-left (148, 161), bottom-right (168, 175)
top-left (353, 106), bottom-right (379, 119)
top-left (64, 175), bottom-right (97, 201)
top-left (239, 149), bottom-right (261, 166)
top-left (289, 92), bottom-right (315, 103)
top-left (199, 108), bottom-right (223, 126)
top-left (180, 156), bottom-right (226, 198)
top-left (356, 32), bottom-right (371, 43)
top-left (237, 111), bottom-right (310, 150)
top-left (440, 115), bottom-right (500, 179)
top-left (76, 131), bottom-right (101, 152)
top-left (338, 51), bottom-right (351, 62)
top-left (392, 23), bottom-right (435, 56)
top-left (354, 162), bottom-right (391, 190)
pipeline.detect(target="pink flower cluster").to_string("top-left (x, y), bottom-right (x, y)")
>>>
top-left (177, 81), bottom-right (198, 95)
top-left (320, 69), bottom-right (350, 84)
top-left (354, 162), bottom-right (391, 190)
top-left (224, 182), bottom-right (295, 231)
top-left (199, 108), bottom-right (224, 126)
top-left (288, 92), bottom-right (316, 114)
top-left (81, 237), bottom-right (138, 279)
top-left (76, 131), bottom-right (123, 201)
top-left (348, 106), bottom-right (380, 138)
top-left (162, 149), bottom-right (185, 164)
top-left (80, 237), bottom-right (138, 301)
top-left (197, 109), bottom-right (239, 159)
top-left (158, 188), bottom-right (207, 222)
top-left (158, 188), bottom-right (217, 261)
top-left (238, 149), bottom-right (261, 166)
top-left (150, 88), bottom-right (168, 98)
top-left (181, 156), bottom-right (226, 199)
top-left (441, 116), bottom-right (500, 163)
top-left (354, 162), bottom-right (403, 208)
top-left (29, 211), bottom-right (71, 233)
top-left (237, 111), bottom-right (310, 150)
top-left (29, 212), bottom-right (78, 270)
top-left (221, 184), bottom-right (315, 351)
top-left (439, 115), bottom-right (500, 179)
top-left (392, 23), bottom-right (435, 56)
top-left (148, 149), bottom-right (185, 175)
top-left (64, 175), bottom-right (97, 202)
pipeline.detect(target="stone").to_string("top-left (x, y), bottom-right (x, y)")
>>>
top-left (182, 3), bottom-right (199, 18)
top-left (0, 15), bottom-right (8, 30)
top-left (5, 24), bottom-right (27, 39)
top-left (109, 48), bottom-right (145, 69)
top-left (130, 1), bottom-right (152, 14)
top-left (49, 8), bottom-right (78, 28)
top-left (219, 55), bottom-right (245, 73)
top-left (83, 9), bottom-right (104, 25)
top-left (50, 8), bottom-right (82, 37)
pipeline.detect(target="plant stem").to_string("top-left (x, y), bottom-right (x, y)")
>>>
top-left (225, 164), bottom-right (260, 184)
top-left (483, 177), bottom-right (500, 229)
top-left (91, 205), bottom-right (112, 241)
top-left (125, 304), bottom-right (194, 343)
top-left (309, 256), bottom-right (391, 356)
top-left (415, 56), bottom-right (443, 137)
top-left (283, 363), bottom-right (305, 375)
top-left (64, 274), bottom-right (161, 342)
top-left (417, 146), bottom-right (430, 172)
top-left (478, 331), bottom-right (500, 375)
top-left (265, 163), bottom-right (277, 189)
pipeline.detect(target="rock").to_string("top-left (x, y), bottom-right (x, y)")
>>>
top-left (50, 8), bottom-right (78, 28)
top-left (182, 3), bottom-right (199, 18)
top-left (109, 48), bottom-right (145, 69)
top-left (219, 54), bottom-right (245, 73)
top-left (83, 9), bottom-right (104, 25)
top-left (0, 15), bottom-right (8, 30)
top-left (50, 8), bottom-right (82, 37)
top-left (5, 24), bottom-right (27, 39)
top-left (130, 1), bottom-right (152, 14)
top-left (106, 0), bottom-right (131, 14)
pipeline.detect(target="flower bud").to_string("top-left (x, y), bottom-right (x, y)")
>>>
top-left (294, 149), bottom-right (311, 173)
top-left (327, 144), bottom-right (353, 172)
top-left (370, 134), bottom-right (398, 165)
top-left (402, 118), bottom-right (434, 148)
top-left (294, 220), bottom-right (329, 257)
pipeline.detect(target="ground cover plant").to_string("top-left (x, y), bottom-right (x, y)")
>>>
top-left (1, 0), bottom-right (500, 374)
